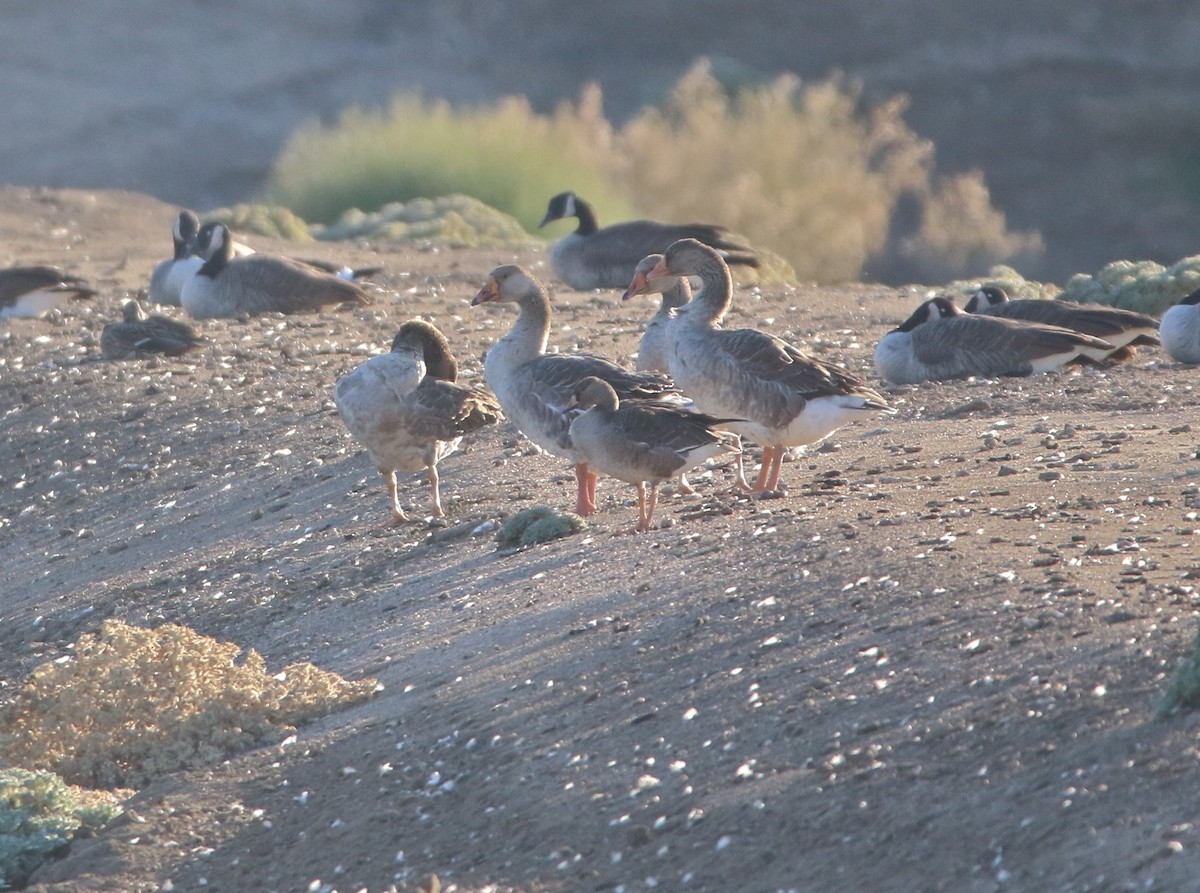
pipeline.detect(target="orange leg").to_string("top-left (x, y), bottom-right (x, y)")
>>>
top-left (427, 464), bottom-right (445, 517)
top-left (763, 446), bottom-right (787, 492)
top-left (748, 446), bottom-right (777, 494)
top-left (383, 470), bottom-right (409, 525)
top-left (640, 482), bottom-right (660, 532)
top-left (676, 473), bottom-right (697, 495)
top-left (575, 463), bottom-right (598, 516)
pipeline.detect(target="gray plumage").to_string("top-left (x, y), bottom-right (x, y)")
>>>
top-left (334, 320), bottom-right (502, 524)
top-left (540, 191), bottom-right (757, 290)
top-left (622, 253), bottom-right (691, 374)
top-left (0, 266), bottom-right (97, 319)
top-left (149, 210), bottom-right (202, 307)
top-left (101, 300), bottom-right (207, 359)
top-left (875, 297), bottom-right (1117, 385)
top-left (180, 223), bottom-right (370, 319)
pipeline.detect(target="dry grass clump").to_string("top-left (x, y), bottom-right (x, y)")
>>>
top-left (1058, 255), bottom-right (1200, 316)
top-left (0, 768), bottom-right (127, 889)
top-left (496, 507), bottom-right (587, 548)
top-left (267, 87), bottom-right (634, 232)
top-left (0, 620), bottom-right (381, 789)
top-left (314, 194), bottom-right (536, 249)
top-left (206, 203), bottom-right (312, 241)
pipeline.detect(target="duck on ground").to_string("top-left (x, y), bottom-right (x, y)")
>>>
top-left (101, 300), bottom-right (207, 359)
top-left (334, 320), bottom-right (502, 524)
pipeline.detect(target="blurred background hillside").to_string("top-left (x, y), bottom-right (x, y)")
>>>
top-left (4, 0), bottom-right (1199, 283)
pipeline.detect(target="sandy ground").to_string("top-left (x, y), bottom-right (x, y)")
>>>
top-left (3, 186), bottom-right (1200, 893)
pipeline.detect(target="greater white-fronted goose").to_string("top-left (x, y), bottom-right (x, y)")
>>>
top-left (964, 285), bottom-right (1159, 361)
top-left (181, 223), bottom-right (370, 319)
top-left (0, 266), bottom-right (97, 319)
top-left (334, 319), bottom-right (502, 524)
top-left (565, 377), bottom-right (741, 532)
top-left (149, 211), bottom-right (203, 307)
top-left (622, 253), bottom-right (691, 375)
top-left (101, 300), bottom-right (207, 359)
top-left (539, 191), bottom-right (757, 290)
top-left (875, 297), bottom-right (1117, 385)
top-left (1159, 287), bottom-right (1200, 364)
top-left (471, 264), bottom-right (676, 516)
top-left (648, 239), bottom-right (894, 494)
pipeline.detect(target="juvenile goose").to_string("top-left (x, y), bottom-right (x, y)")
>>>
top-left (149, 211), bottom-right (203, 306)
top-left (648, 239), bottom-right (894, 494)
top-left (875, 297), bottom-right (1117, 385)
top-left (1159, 287), bottom-right (1200, 364)
top-left (540, 191), bottom-right (757, 290)
top-left (622, 253), bottom-right (691, 374)
top-left (181, 223), bottom-right (370, 319)
top-left (101, 300), bottom-right (207, 359)
top-left (965, 285), bottom-right (1159, 360)
top-left (334, 320), bottom-right (502, 524)
top-left (471, 264), bottom-right (677, 516)
top-left (565, 377), bottom-right (741, 533)
top-left (0, 266), bottom-right (97, 319)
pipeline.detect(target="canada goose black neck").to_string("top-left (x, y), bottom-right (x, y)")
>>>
top-left (895, 297), bottom-right (957, 332)
top-left (571, 195), bottom-right (599, 236)
top-left (1182, 288), bottom-right (1200, 307)
top-left (196, 224), bottom-right (232, 279)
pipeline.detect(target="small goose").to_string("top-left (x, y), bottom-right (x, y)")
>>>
top-left (149, 211), bottom-right (203, 307)
top-left (539, 191), bottom-right (757, 290)
top-left (875, 297), bottom-right (1117, 385)
top-left (965, 285), bottom-right (1159, 360)
top-left (471, 264), bottom-right (677, 516)
top-left (334, 320), bottom-right (503, 524)
top-left (648, 239), bottom-right (894, 494)
top-left (565, 377), bottom-right (741, 533)
top-left (101, 300), bottom-right (207, 359)
top-left (622, 253), bottom-right (691, 374)
top-left (1159, 287), bottom-right (1200, 364)
top-left (181, 223), bottom-right (370, 319)
top-left (0, 266), bottom-right (97, 319)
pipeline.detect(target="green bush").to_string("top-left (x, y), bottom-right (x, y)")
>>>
top-left (1059, 254), bottom-right (1200, 316)
top-left (0, 768), bottom-right (126, 890)
top-left (1158, 624), bottom-right (1200, 718)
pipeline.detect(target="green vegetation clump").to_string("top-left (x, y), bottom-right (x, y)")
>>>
top-left (0, 768), bottom-right (126, 890)
top-left (206, 203), bottom-right (312, 241)
top-left (1158, 625), bottom-right (1200, 718)
top-left (314, 195), bottom-right (536, 249)
top-left (496, 507), bottom-right (587, 548)
top-left (946, 264), bottom-right (1058, 301)
top-left (0, 620), bottom-right (381, 789)
top-left (1059, 255), bottom-right (1200, 316)
top-left (266, 61), bottom-right (1038, 285)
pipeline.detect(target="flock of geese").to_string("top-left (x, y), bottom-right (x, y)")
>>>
top-left (3, 192), bottom-right (1200, 533)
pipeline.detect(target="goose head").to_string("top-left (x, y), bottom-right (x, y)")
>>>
top-left (895, 297), bottom-right (962, 333)
top-left (564, 375), bottom-right (620, 413)
top-left (470, 264), bottom-right (543, 306)
top-left (539, 191), bottom-right (579, 228)
top-left (1180, 287), bottom-right (1200, 307)
top-left (391, 319), bottom-right (459, 382)
top-left (963, 285), bottom-right (1009, 313)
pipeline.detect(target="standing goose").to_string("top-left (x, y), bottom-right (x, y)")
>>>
top-left (647, 239), bottom-right (894, 494)
top-left (334, 320), bottom-right (502, 524)
top-left (875, 297), bottom-right (1117, 385)
top-left (539, 191), bottom-right (758, 290)
top-left (101, 300), bottom-right (207, 359)
top-left (1159, 287), bottom-right (1200, 364)
top-left (565, 377), bottom-right (741, 533)
top-left (149, 210), bottom-right (203, 306)
top-left (181, 223), bottom-right (370, 319)
top-left (471, 264), bottom-right (677, 516)
top-left (964, 285), bottom-right (1159, 360)
top-left (0, 266), bottom-right (97, 319)
top-left (622, 253), bottom-right (691, 374)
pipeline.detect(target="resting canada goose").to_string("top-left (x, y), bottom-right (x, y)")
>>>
top-left (0, 266), bottom-right (97, 319)
top-left (1159, 287), bottom-right (1200, 364)
top-left (875, 297), bottom-right (1117, 385)
top-left (565, 377), bottom-right (741, 532)
top-left (539, 191), bottom-right (757, 290)
top-left (149, 211), bottom-right (203, 307)
top-left (101, 300), bottom-right (207, 359)
top-left (334, 320), bottom-right (502, 524)
top-left (471, 264), bottom-right (677, 516)
top-left (181, 223), bottom-right (370, 319)
top-left (191, 222), bottom-right (383, 282)
top-left (964, 285), bottom-right (1159, 360)
top-left (648, 239), bottom-right (894, 494)
top-left (622, 253), bottom-right (691, 375)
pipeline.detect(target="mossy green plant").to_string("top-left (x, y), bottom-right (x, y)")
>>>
top-left (1059, 255), bottom-right (1200, 316)
top-left (1158, 624), bottom-right (1200, 718)
top-left (495, 507), bottom-right (587, 548)
top-left (0, 768), bottom-right (127, 890)
top-left (314, 195), bottom-right (536, 249)
top-left (205, 203), bottom-right (312, 241)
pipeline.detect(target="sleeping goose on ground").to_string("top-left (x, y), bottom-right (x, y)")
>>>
top-left (648, 239), bottom-right (894, 494)
top-left (181, 223), bottom-right (370, 319)
top-left (0, 266), bottom-right (97, 319)
top-left (875, 297), bottom-right (1117, 385)
top-left (964, 285), bottom-right (1159, 361)
top-left (539, 191), bottom-right (758, 290)
top-left (471, 264), bottom-right (677, 516)
top-left (622, 253), bottom-right (691, 375)
top-left (101, 300), bottom-right (207, 359)
top-left (565, 376), bottom-right (741, 533)
top-left (1159, 287), bottom-right (1200, 364)
top-left (334, 320), bottom-right (502, 524)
